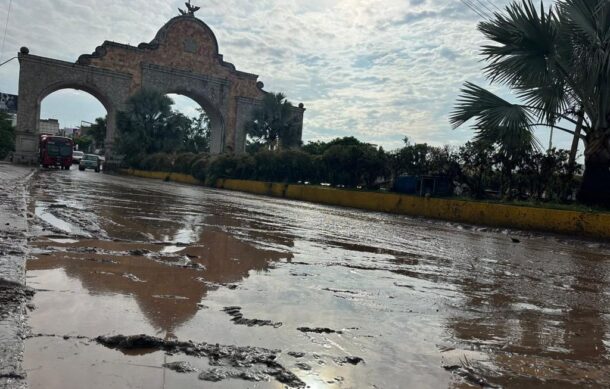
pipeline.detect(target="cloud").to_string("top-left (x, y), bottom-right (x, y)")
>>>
top-left (0, 0), bottom-right (571, 151)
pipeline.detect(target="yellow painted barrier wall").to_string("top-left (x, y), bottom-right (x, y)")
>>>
top-left (119, 170), bottom-right (610, 240)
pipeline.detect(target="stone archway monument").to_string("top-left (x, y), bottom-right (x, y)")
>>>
top-left (13, 3), bottom-right (305, 164)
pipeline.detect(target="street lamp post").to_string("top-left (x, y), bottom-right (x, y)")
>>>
top-left (79, 120), bottom-right (96, 153)
top-left (0, 47), bottom-right (30, 68)
top-left (0, 56), bottom-right (16, 67)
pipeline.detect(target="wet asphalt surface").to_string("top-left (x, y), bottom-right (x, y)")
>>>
top-left (21, 168), bottom-right (610, 388)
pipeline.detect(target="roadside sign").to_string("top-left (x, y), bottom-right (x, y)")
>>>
top-left (0, 93), bottom-right (18, 113)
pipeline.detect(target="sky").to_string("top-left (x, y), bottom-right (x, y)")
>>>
top-left (0, 0), bottom-right (577, 152)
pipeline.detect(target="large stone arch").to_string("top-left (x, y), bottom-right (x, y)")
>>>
top-left (13, 12), bottom-right (305, 164)
top-left (13, 55), bottom-right (131, 163)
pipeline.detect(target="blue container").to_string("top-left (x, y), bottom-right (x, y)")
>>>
top-left (394, 175), bottom-right (418, 194)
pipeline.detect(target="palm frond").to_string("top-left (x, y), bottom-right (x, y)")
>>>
top-left (479, 0), bottom-right (558, 88)
top-left (450, 82), bottom-right (539, 151)
top-left (450, 82), bottom-right (532, 129)
top-left (559, 0), bottom-right (603, 44)
top-left (517, 81), bottom-right (571, 123)
top-left (557, 0), bottom-right (610, 129)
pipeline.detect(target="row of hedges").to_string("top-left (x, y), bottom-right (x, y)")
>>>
top-left (126, 148), bottom-right (387, 188)
top-left (125, 141), bottom-right (584, 204)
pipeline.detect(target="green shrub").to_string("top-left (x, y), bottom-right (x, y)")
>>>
top-left (140, 153), bottom-right (173, 172)
top-left (0, 113), bottom-right (15, 160)
top-left (321, 144), bottom-right (387, 188)
top-left (234, 155), bottom-right (256, 180)
top-left (173, 152), bottom-right (198, 174)
top-left (276, 150), bottom-right (315, 183)
top-left (206, 154), bottom-right (239, 185)
top-left (206, 154), bottom-right (256, 185)
top-left (253, 151), bottom-right (281, 181)
top-left (125, 153), bottom-right (145, 170)
top-left (191, 155), bottom-right (209, 182)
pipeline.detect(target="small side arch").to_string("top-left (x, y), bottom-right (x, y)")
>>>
top-left (36, 82), bottom-right (118, 158)
top-left (38, 81), bottom-right (113, 114)
top-left (14, 54), bottom-right (132, 163)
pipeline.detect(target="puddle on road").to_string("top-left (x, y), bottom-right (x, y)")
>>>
top-left (22, 170), bottom-right (610, 388)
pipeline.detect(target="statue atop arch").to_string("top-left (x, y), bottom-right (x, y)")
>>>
top-left (179, 1), bottom-right (200, 16)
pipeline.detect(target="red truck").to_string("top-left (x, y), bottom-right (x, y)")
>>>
top-left (39, 134), bottom-right (73, 169)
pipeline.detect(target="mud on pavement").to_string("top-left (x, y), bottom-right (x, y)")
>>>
top-left (0, 164), bottom-right (36, 389)
top-left (20, 168), bottom-right (610, 388)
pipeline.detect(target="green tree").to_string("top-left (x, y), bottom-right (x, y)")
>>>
top-left (183, 108), bottom-right (210, 153)
top-left (302, 137), bottom-right (362, 155)
top-left (246, 92), bottom-right (301, 150)
top-left (457, 141), bottom-right (495, 198)
top-left (86, 117), bottom-right (107, 151)
top-left (389, 137), bottom-right (431, 177)
top-left (301, 140), bottom-right (328, 155)
top-left (321, 143), bottom-right (387, 188)
top-left (245, 140), bottom-right (266, 155)
top-left (74, 135), bottom-right (93, 153)
top-left (450, 0), bottom-right (610, 206)
top-left (116, 89), bottom-right (178, 160)
top-left (0, 112), bottom-right (15, 160)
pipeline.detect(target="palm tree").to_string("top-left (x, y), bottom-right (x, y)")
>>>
top-left (246, 92), bottom-right (300, 151)
top-left (88, 117), bottom-right (107, 151)
top-left (116, 89), bottom-right (179, 156)
top-left (450, 0), bottom-right (610, 205)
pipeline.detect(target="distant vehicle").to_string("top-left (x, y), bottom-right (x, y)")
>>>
top-left (79, 154), bottom-right (101, 173)
top-left (39, 134), bottom-right (73, 170)
top-left (72, 151), bottom-right (84, 164)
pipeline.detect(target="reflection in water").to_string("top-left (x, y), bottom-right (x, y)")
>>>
top-left (29, 225), bottom-right (292, 335)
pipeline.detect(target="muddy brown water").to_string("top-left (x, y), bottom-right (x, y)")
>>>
top-left (23, 169), bottom-right (610, 388)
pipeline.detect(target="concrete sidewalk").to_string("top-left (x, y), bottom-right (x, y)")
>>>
top-left (0, 163), bottom-right (35, 389)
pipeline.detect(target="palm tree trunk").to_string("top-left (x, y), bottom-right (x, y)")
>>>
top-left (577, 133), bottom-right (610, 206)
top-left (568, 110), bottom-right (584, 168)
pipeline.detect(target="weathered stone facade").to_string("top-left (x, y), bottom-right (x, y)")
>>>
top-left (13, 14), bottom-right (305, 163)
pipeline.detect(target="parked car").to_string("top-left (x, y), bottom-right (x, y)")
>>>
top-left (79, 154), bottom-right (101, 172)
top-left (72, 150), bottom-right (84, 164)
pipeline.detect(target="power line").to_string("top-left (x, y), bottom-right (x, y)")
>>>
top-left (460, 0), bottom-right (491, 19)
top-left (487, 0), bottom-right (504, 12)
top-left (465, 0), bottom-right (491, 19)
top-left (473, 0), bottom-right (497, 16)
top-left (460, 0), bottom-right (483, 18)
top-left (0, 0), bottom-right (12, 62)
top-left (472, 0), bottom-right (494, 18)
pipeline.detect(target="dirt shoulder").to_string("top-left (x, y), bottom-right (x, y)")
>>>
top-left (0, 163), bottom-right (35, 389)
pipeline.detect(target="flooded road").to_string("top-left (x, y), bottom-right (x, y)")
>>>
top-left (24, 169), bottom-right (610, 388)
